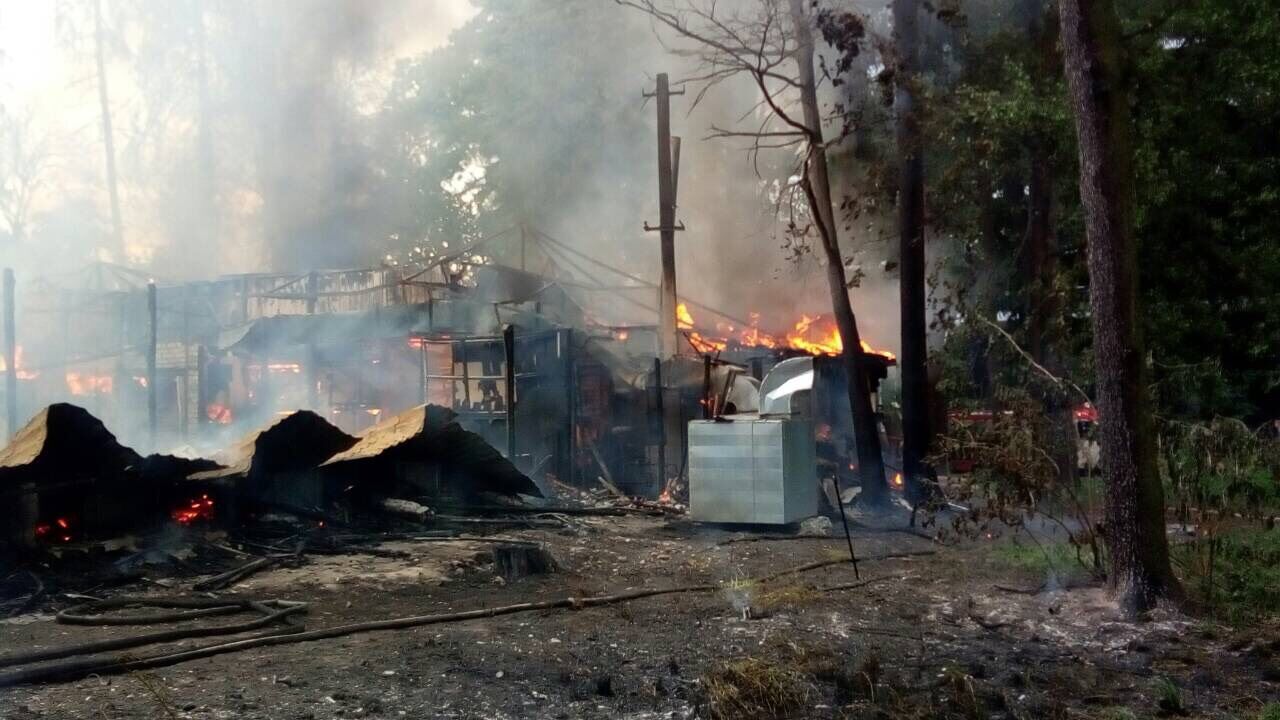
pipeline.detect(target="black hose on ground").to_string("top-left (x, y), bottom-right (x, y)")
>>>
top-left (0, 596), bottom-right (308, 683)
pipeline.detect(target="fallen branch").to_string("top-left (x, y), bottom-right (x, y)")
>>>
top-left (0, 550), bottom-right (917, 686)
top-left (193, 557), bottom-right (282, 592)
top-left (754, 550), bottom-right (938, 583)
top-left (978, 315), bottom-right (1091, 405)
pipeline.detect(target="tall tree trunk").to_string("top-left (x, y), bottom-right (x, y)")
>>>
top-left (790, 0), bottom-right (889, 507)
top-left (1058, 0), bottom-right (1175, 614)
top-left (94, 0), bottom-right (124, 259)
top-left (196, 4), bottom-right (218, 274)
top-left (893, 0), bottom-right (931, 504)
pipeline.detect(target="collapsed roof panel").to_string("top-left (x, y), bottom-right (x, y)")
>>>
top-left (0, 404), bottom-right (142, 487)
top-left (322, 403), bottom-right (542, 499)
top-left (189, 410), bottom-right (357, 482)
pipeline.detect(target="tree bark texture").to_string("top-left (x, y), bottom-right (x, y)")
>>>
top-left (1057, 0), bottom-right (1175, 613)
top-left (893, 0), bottom-right (931, 504)
top-left (790, 0), bottom-right (889, 506)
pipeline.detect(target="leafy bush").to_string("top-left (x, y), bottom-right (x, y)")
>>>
top-left (931, 389), bottom-right (1104, 575)
top-left (1160, 416), bottom-right (1280, 518)
top-left (1171, 526), bottom-right (1280, 624)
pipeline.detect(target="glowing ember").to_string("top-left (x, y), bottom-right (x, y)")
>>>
top-left (206, 402), bottom-right (232, 424)
top-left (266, 362), bottom-right (302, 374)
top-left (892, 472), bottom-right (904, 487)
top-left (66, 372), bottom-right (114, 396)
top-left (0, 345), bottom-right (39, 380)
top-left (172, 494), bottom-right (215, 525)
top-left (35, 517), bottom-right (74, 542)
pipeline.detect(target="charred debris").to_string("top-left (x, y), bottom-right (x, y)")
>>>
top-left (0, 233), bottom-right (897, 599)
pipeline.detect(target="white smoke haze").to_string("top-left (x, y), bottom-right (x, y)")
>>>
top-left (0, 0), bottom-right (903, 351)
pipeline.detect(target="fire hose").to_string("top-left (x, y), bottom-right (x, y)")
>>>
top-left (0, 551), bottom-right (934, 687)
top-left (0, 597), bottom-right (308, 685)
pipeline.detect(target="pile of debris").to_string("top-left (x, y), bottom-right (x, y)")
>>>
top-left (0, 402), bottom-right (543, 553)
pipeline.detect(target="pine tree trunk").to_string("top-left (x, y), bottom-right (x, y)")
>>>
top-left (893, 0), bottom-right (931, 504)
top-left (94, 0), bottom-right (124, 258)
top-left (196, 5), bottom-right (218, 274)
top-left (1058, 0), bottom-right (1176, 614)
top-left (789, 0), bottom-right (889, 507)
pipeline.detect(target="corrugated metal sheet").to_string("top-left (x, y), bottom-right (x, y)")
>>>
top-left (0, 404), bottom-right (142, 485)
top-left (188, 410), bottom-right (355, 481)
top-left (321, 403), bottom-right (542, 498)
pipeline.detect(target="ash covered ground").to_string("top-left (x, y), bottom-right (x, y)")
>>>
top-left (0, 515), bottom-right (1276, 720)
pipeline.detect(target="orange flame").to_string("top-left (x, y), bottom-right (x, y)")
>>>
top-left (674, 304), bottom-right (894, 361)
top-left (0, 345), bottom-right (39, 380)
top-left (66, 372), bottom-right (114, 396)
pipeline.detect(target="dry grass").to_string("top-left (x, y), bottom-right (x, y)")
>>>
top-left (701, 657), bottom-right (814, 720)
top-left (753, 583), bottom-right (822, 612)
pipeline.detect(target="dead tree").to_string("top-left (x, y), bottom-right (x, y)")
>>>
top-left (1058, 0), bottom-right (1176, 614)
top-left (616, 0), bottom-right (890, 506)
top-left (0, 109), bottom-right (51, 244)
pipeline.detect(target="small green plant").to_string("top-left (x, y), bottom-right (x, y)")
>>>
top-left (1152, 676), bottom-right (1185, 716)
top-left (1171, 526), bottom-right (1280, 624)
top-left (1258, 702), bottom-right (1280, 720)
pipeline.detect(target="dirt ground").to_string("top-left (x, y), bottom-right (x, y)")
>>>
top-left (1, 515), bottom-right (1277, 719)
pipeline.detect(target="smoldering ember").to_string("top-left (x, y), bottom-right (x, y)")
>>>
top-left (0, 2), bottom-right (1277, 720)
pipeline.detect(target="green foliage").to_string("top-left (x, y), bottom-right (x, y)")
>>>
top-left (931, 387), bottom-right (1105, 573)
top-left (1152, 676), bottom-right (1185, 716)
top-left (927, 0), bottom-right (1280, 425)
top-left (1133, 0), bottom-right (1280, 421)
top-left (380, 0), bottom-right (653, 254)
top-left (1160, 417), bottom-right (1280, 515)
top-left (991, 538), bottom-right (1096, 585)
top-left (1172, 526), bottom-right (1280, 625)
top-left (1258, 703), bottom-right (1280, 720)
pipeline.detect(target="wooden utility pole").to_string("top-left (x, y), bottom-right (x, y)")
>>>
top-left (146, 281), bottom-right (158, 447)
top-left (643, 73), bottom-right (685, 359)
top-left (4, 268), bottom-right (16, 439)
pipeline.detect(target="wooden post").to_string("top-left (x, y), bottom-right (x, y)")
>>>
top-left (653, 356), bottom-right (665, 493)
top-left (146, 281), bottom-right (157, 447)
top-left (196, 344), bottom-right (209, 431)
top-left (418, 338), bottom-right (427, 405)
top-left (306, 271), bottom-right (319, 410)
top-left (3, 268), bottom-right (16, 439)
top-left (503, 324), bottom-right (516, 461)
top-left (181, 285), bottom-right (191, 439)
top-left (562, 329), bottom-right (576, 485)
top-left (702, 354), bottom-right (712, 419)
top-left (643, 73), bottom-right (685, 360)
